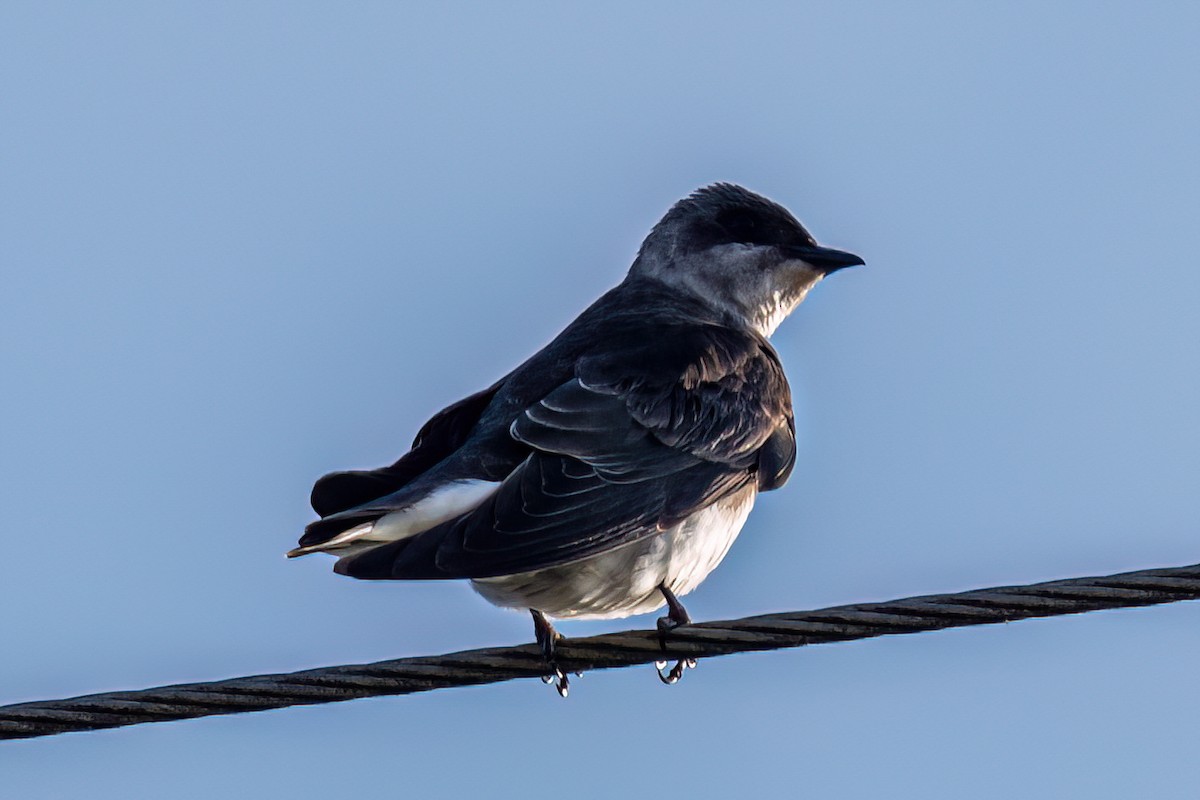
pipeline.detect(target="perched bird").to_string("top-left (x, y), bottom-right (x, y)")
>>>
top-left (289, 183), bottom-right (862, 694)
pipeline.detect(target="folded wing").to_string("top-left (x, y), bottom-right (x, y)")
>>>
top-left (336, 324), bottom-right (794, 580)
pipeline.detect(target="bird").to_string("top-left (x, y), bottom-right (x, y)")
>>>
top-left (288, 183), bottom-right (862, 695)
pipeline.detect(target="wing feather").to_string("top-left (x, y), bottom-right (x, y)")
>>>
top-left (336, 324), bottom-right (794, 579)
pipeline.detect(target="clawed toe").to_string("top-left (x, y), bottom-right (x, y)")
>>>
top-left (532, 591), bottom-right (702, 693)
top-left (654, 584), bottom-right (698, 686)
top-left (655, 658), bottom-right (697, 685)
top-left (542, 666), bottom-right (569, 697)
top-left (531, 609), bottom-right (572, 697)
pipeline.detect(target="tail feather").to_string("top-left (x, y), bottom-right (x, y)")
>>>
top-left (287, 520), bottom-right (376, 558)
top-left (297, 509), bottom-right (388, 549)
top-left (290, 478), bottom-right (500, 559)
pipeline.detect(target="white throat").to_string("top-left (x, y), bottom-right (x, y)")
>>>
top-left (633, 246), bottom-right (825, 338)
top-left (752, 278), bottom-right (821, 337)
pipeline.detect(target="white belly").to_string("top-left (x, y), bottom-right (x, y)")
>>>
top-left (472, 485), bottom-right (757, 620)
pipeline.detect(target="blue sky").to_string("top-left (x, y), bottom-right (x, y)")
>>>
top-left (2, 3), bottom-right (1199, 797)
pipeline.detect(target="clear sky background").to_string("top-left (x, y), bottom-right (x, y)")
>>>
top-left (3, 3), bottom-right (1199, 797)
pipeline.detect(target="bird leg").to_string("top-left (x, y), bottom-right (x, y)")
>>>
top-left (655, 583), bottom-right (697, 685)
top-left (531, 609), bottom-right (570, 698)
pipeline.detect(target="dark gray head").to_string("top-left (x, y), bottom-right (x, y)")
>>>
top-left (630, 183), bottom-right (863, 336)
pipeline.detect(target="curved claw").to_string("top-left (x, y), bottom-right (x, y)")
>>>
top-left (540, 666), bottom-right (570, 696)
top-left (654, 585), bottom-right (699, 685)
top-left (531, 609), bottom-right (573, 698)
top-left (656, 658), bottom-right (695, 685)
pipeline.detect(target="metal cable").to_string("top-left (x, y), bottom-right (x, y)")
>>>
top-left (3, 561), bottom-right (1198, 740)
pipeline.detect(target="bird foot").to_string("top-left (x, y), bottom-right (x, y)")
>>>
top-left (539, 667), bottom-right (570, 697)
top-left (655, 584), bottom-right (697, 685)
top-left (531, 609), bottom-right (571, 698)
top-left (654, 658), bottom-right (698, 685)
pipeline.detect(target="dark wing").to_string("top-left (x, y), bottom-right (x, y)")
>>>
top-left (301, 380), bottom-right (503, 546)
top-left (335, 325), bottom-right (794, 580)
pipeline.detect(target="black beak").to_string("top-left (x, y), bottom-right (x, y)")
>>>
top-left (786, 244), bottom-right (865, 274)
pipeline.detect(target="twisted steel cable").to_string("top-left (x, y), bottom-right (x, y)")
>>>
top-left (3, 561), bottom-right (1198, 740)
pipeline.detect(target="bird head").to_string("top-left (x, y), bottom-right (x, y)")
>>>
top-left (630, 183), bottom-right (863, 336)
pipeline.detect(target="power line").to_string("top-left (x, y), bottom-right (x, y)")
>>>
top-left (2, 561), bottom-right (1197, 741)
